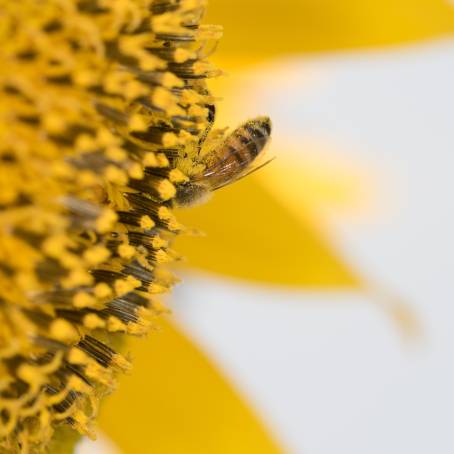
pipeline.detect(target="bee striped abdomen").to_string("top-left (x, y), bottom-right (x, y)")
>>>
top-left (240, 119), bottom-right (270, 158)
top-left (232, 119), bottom-right (269, 160)
top-left (202, 116), bottom-right (271, 184)
top-left (227, 144), bottom-right (244, 164)
top-left (175, 116), bottom-right (272, 206)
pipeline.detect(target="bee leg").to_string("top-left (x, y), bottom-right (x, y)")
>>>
top-left (197, 103), bottom-right (216, 152)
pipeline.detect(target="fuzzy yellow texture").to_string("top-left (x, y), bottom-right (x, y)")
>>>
top-left (0, 0), bottom-right (221, 452)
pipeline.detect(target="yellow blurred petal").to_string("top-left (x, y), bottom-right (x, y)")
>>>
top-left (174, 174), bottom-right (359, 287)
top-left (99, 319), bottom-right (281, 454)
top-left (206, 0), bottom-right (454, 63)
top-left (257, 141), bottom-right (375, 223)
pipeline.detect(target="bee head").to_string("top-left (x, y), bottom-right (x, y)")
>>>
top-left (174, 181), bottom-right (211, 208)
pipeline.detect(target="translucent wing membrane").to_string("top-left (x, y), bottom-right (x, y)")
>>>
top-left (212, 157), bottom-right (276, 190)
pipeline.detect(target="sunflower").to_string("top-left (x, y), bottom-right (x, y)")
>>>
top-left (0, 1), bottom-right (222, 452)
top-left (2, 0), bottom-right (452, 453)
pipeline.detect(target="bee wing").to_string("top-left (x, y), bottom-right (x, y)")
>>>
top-left (212, 156), bottom-right (276, 190)
top-left (193, 153), bottom-right (240, 181)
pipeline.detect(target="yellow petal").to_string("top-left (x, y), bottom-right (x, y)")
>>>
top-left (174, 173), bottom-right (359, 287)
top-left (99, 319), bottom-right (281, 454)
top-left (256, 142), bottom-right (375, 224)
top-left (206, 0), bottom-right (454, 64)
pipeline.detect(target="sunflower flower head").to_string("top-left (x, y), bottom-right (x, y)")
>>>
top-left (0, 0), bottom-right (221, 452)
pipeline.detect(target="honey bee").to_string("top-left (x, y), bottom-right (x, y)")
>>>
top-left (174, 115), bottom-right (273, 207)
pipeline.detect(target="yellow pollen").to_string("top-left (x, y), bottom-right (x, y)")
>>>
top-left (156, 179), bottom-right (177, 201)
top-left (50, 319), bottom-right (79, 343)
top-left (140, 215), bottom-right (155, 230)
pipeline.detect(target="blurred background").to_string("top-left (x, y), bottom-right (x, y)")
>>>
top-left (83, 1), bottom-right (454, 453)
